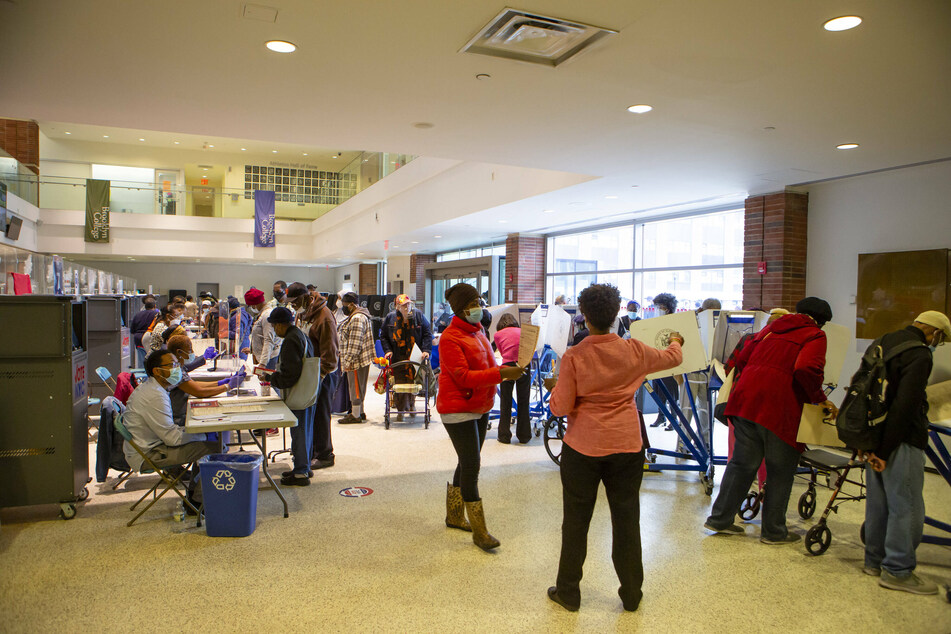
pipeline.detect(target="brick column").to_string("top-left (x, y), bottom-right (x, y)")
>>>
top-left (410, 253), bottom-right (436, 303)
top-left (358, 263), bottom-right (378, 295)
top-left (505, 233), bottom-right (545, 304)
top-left (0, 118), bottom-right (39, 174)
top-left (743, 191), bottom-right (808, 311)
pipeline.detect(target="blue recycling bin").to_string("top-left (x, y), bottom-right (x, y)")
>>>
top-left (198, 453), bottom-right (263, 537)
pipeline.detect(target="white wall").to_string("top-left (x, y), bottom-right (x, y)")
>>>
top-left (805, 159), bottom-right (951, 388)
top-left (333, 263), bottom-right (361, 293)
top-left (386, 255), bottom-right (411, 295)
top-left (70, 259), bottom-right (336, 297)
top-left (1, 191), bottom-right (39, 252)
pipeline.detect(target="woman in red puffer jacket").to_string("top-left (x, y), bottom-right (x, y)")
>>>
top-left (436, 283), bottom-right (526, 552)
top-left (705, 297), bottom-right (839, 545)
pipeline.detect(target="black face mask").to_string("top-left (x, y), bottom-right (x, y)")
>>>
top-left (343, 305), bottom-right (354, 316)
top-left (273, 291), bottom-right (284, 301)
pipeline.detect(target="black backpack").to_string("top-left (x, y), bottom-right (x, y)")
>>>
top-left (836, 337), bottom-right (927, 450)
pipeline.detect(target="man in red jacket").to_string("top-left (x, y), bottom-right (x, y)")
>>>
top-left (704, 297), bottom-right (838, 544)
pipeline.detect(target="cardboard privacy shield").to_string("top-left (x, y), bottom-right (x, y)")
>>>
top-left (797, 403), bottom-right (845, 447)
top-left (530, 304), bottom-right (573, 358)
top-left (626, 311), bottom-right (708, 379)
top-left (821, 322), bottom-right (851, 388)
top-left (486, 303), bottom-right (520, 342)
top-left (710, 310), bottom-right (769, 363)
top-left (926, 379), bottom-right (951, 428)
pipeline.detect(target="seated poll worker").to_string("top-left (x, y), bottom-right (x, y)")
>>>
top-left (545, 283), bottom-right (683, 613)
top-left (256, 306), bottom-right (316, 487)
top-left (165, 335), bottom-right (242, 426)
top-left (122, 350), bottom-right (218, 509)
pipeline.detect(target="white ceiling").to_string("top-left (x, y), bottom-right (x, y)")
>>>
top-left (2, 0), bottom-right (950, 258)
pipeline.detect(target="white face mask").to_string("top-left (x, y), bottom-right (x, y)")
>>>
top-left (170, 316), bottom-right (182, 325)
top-left (655, 307), bottom-right (667, 316)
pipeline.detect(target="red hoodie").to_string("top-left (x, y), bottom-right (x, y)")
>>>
top-left (436, 315), bottom-right (502, 415)
top-left (724, 313), bottom-right (827, 450)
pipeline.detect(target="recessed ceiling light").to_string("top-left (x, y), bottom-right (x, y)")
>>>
top-left (272, 150), bottom-right (278, 153)
top-left (202, 167), bottom-right (208, 171)
top-left (836, 143), bottom-right (859, 150)
top-left (302, 153), bottom-right (308, 156)
top-left (413, 122), bottom-right (435, 129)
top-left (411, 241), bottom-right (419, 244)
top-left (543, 209), bottom-right (555, 213)
top-left (64, 131), bottom-right (71, 135)
top-left (208, 144), bottom-right (214, 148)
top-left (174, 141), bottom-right (180, 144)
top-left (102, 135), bottom-right (109, 138)
top-left (475, 73), bottom-right (491, 80)
top-left (393, 245), bottom-right (400, 249)
top-left (605, 195), bottom-right (618, 199)
top-left (138, 138), bottom-right (145, 142)
top-left (241, 148), bottom-right (247, 151)
top-left (627, 104), bottom-right (653, 114)
top-left (266, 40), bottom-right (297, 53)
top-left (823, 16), bottom-right (862, 31)
top-left (358, 252), bottom-right (365, 255)
top-left (433, 235), bottom-right (442, 238)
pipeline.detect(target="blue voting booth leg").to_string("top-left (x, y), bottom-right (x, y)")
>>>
top-left (198, 453), bottom-right (263, 537)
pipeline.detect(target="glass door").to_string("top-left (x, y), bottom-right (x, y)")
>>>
top-left (156, 170), bottom-right (179, 215)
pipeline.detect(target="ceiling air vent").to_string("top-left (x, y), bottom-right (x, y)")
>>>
top-left (460, 8), bottom-right (616, 67)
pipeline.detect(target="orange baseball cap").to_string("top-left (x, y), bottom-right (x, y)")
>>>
top-left (396, 294), bottom-right (412, 306)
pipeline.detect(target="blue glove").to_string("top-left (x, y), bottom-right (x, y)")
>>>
top-left (217, 378), bottom-right (229, 386)
top-left (203, 346), bottom-right (219, 360)
top-left (227, 368), bottom-right (246, 390)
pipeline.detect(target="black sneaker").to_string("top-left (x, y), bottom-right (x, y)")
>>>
top-left (497, 436), bottom-right (511, 444)
top-left (280, 473), bottom-right (310, 486)
top-left (338, 414), bottom-right (364, 424)
top-left (704, 521), bottom-right (744, 535)
top-left (281, 469), bottom-right (313, 478)
top-left (760, 532), bottom-right (801, 545)
top-left (311, 457), bottom-right (335, 470)
top-left (547, 586), bottom-right (579, 612)
top-left (649, 418), bottom-right (665, 428)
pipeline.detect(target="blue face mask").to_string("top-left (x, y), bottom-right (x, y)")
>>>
top-left (166, 366), bottom-right (183, 387)
top-left (628, 311), bottom-right (638, 320)
top-left (464, 307), bottom-right (483, 325)
top-left (929, 345), bottom-right (937, 352)
top-left (186, 353), bottom-right (196, 364)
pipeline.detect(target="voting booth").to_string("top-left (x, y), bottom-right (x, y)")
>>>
top-left (0, 296), bottom-right (90, 518)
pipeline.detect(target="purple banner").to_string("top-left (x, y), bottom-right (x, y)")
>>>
top-left (254, 190), bottom-right (276, 247)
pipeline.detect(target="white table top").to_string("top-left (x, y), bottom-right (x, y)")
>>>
top-left (184, 399), bottom-right (296, 433)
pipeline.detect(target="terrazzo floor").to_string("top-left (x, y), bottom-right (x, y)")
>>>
top-left (2, 378), bottom-right (950, 632)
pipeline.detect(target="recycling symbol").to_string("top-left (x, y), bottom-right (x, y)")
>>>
top-left (212, 469), bottom-right (236, 491)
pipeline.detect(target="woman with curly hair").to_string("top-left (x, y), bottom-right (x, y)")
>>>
top-left (546, 283), bottom-right (684, 612)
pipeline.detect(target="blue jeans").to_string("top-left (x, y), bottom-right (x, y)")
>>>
top-left (706, 417), bottom-right (800, 540)
top-left (289, 405), bottom-right (315, 474)
top-left (864, 442), bottom-right (925, 576)
top-left (311, 371), bottom-right (338, 461)
top-left (135, 346), bottom-right (147, 368)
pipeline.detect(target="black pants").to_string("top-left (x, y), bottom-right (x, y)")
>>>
top-left (707, 417), bottom-right (800, 540)
top-left (499, 363), bottom-right (531, 442)
top-left (556, 444), bottom-right (645, 609)
top-left (652, 376), bottom-right (679, 421)
top-left (443, 414), bottom-right (489, 502)
top-left (311, 371), bottom-right (338, 462)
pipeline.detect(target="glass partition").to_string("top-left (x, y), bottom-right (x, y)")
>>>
top-left (0, 243), bottom-right (136, 296)
top-left (0, 148), bottom-right (39, 206)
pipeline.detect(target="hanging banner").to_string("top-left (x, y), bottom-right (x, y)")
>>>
top-left (254, 190), bottom-right (275, 247)
top-left (84, 178), bottom-right (110, 242)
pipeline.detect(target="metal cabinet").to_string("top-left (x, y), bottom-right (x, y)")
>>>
top-left (0, 296), bottom-right (89, 517)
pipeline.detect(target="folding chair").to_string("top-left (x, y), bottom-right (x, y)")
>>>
top-left (96, 366), bottom-right (117, 394)
top-left (113, 415), bottom-right (200, 526)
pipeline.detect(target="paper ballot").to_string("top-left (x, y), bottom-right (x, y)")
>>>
top-left (821, 322), bottom-right (851, 388)
top-left (518, 324), bottom-right (540, 367)
top-left (626, 311), bottom-right (708, 379)
top-left (797, 403), bottom-right (845, 447)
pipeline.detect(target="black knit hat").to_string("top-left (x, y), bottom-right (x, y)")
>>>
top-left (795, 297), bottom-right (833, 327)
top-left (267, 306), bottom-right (295, 324)
top-left (342, 291), bottom-right (359, 304)
top-left (445, 283), bottom-right (480, 317)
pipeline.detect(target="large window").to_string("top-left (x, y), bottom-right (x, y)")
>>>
top-left (437, 244), bottom-right (505, 262)
top-left (546, 209), bottom-right (743, 309)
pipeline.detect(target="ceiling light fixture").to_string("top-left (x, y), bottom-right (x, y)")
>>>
top-left (823, 16), bottom-right (862, 31)
top-left (208, 144), bottom-right (214, 148)
top-left (174, 141), bottom-right (180, 144)
top-left (836, 142), bottom-right (859, 149)
top-left (272, 150), bottom-right (278, 153)
top-left (605, 195), bottom-right (618, 199)
top-left (138, 138), bottom-right (145, 142)
top-left (475, 73), bottom-right (491, 80)
top-left (543, 209), bottom-right (554, 213)
top-left (411, 241), bottom-right (419, 244)
top-left (102, 135), bottom-right (109, 138)
top-left (413, 122), bottom-right (435, 129)
top-left (266, 40), bottom-right (297, 53)
top-left (302, 153), bottom-right (308, 156)
top-left (433, 235), bottom-right (442, 238)
top-left (241, 148), bottom-right (247, 151)
top-left (627, 104), bottom-right (653, 114)
top-left (64, 131), bottom-right (71, 135)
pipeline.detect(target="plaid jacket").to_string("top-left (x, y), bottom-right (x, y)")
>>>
top-left (338, 308), bottom-right (375, 371)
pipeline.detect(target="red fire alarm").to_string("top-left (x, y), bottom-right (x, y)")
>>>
top-left (757, 261), bottom-right (767, 275)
